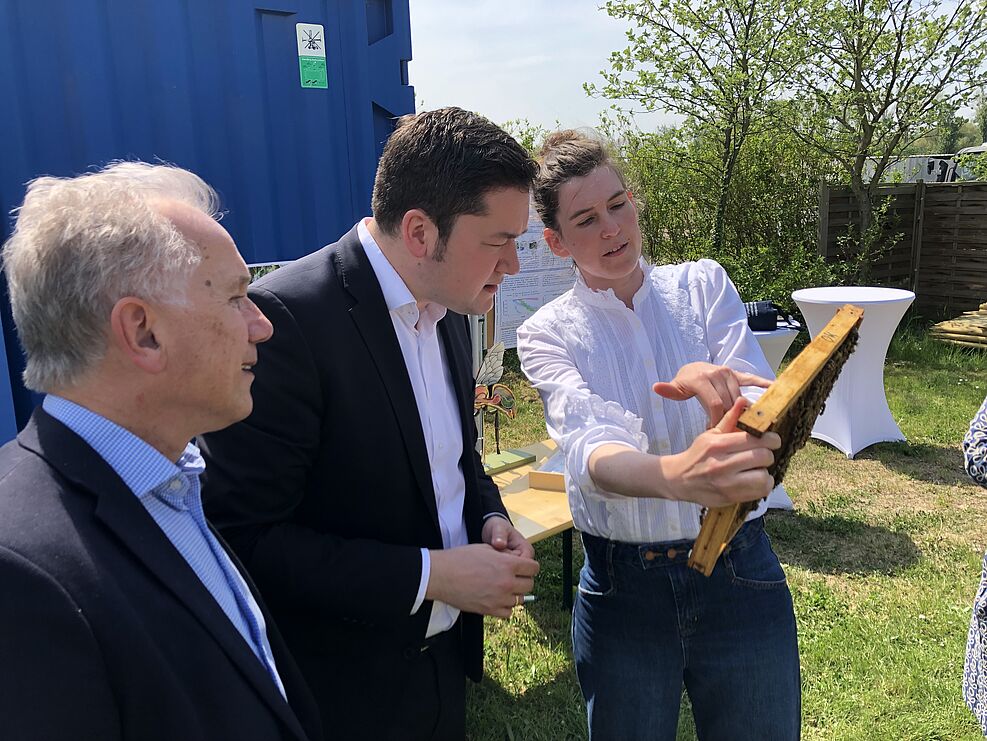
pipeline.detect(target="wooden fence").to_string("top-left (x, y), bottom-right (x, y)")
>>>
top-left (818, 182), bottom-right (987, 317)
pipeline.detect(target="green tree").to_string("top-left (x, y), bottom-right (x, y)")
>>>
top-left (501, 118), bottom-right (548, 156)
top-left (790, 0), bottom-right (987, 279)
top-left (975, 94), bottom-right (987, 143)
top-left (613, 114), bottom-right (834, 308)
top-left (933, 110), bottom-right (965, 154)
top-left (588, 0), bottom-right (805, 255)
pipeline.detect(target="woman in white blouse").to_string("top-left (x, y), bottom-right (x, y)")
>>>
top-left (517, 130), bottom-right (801, 740)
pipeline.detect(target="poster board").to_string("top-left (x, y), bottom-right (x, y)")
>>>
top-left (490, 202), bottom-right (575, 349)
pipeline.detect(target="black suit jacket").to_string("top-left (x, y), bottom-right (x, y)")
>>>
top-left (0, 409), bottom-right (323, 741)
top-left (199, 227), bottom-right (508, 736)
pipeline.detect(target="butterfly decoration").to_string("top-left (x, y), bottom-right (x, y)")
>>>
top-left (474, 341), bottom-right (505, 389)
top-left (474, 383), bottom-right (517, 420)
top-left (474, 342), bottom-right (517, 455)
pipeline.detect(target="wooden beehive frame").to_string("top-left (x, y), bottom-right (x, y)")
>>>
top-left (687, 304), bottom-right (865, 576)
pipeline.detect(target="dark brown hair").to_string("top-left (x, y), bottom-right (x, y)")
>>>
top-left (371, 107), bottom-right (537, 257)
top-left (533, 130), bottom-right (626, 231)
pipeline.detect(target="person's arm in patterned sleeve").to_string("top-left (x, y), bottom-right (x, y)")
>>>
top-left (963, 394), bottom-right (987, 487)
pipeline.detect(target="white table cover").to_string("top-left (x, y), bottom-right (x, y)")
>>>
top-left (752, 323), bottom-right (802, 510)
top-left (792, 286), bottom-right (914, 458)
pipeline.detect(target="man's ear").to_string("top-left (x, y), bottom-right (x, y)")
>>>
top-left (543, 227), bottom-right (571, 259)
top-left (109, 297), bottom-right (166, 374)
top-left (400, 209), bottom-right (439, 260)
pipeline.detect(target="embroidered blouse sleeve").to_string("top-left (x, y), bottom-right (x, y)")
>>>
top-left (963, 394), bottom-right (987, 487)
top-left (517, 312), bottom-right (648, 497)
top-left (692, 259), bottom-right (775, 396)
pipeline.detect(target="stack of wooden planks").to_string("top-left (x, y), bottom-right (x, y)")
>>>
top-left (930, 302), bottom-right (987, 349)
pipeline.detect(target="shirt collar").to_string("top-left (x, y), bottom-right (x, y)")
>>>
top-left (358, 218), bottom-right (447, 332)
top-left (42, 395), bottom-right (202, 499)
top-left (572, 257), bottom-right (654, 310)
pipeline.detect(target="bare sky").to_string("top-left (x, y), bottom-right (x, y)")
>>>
top-left (406, 0), bottom-right (676, 132)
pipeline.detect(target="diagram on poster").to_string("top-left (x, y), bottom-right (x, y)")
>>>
top-left (494, 203), bottom-right (574, 348)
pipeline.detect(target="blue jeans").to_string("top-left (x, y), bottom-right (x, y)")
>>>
top-left (573, 517), bottom-right (801, 740)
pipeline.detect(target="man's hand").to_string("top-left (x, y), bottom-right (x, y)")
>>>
top-left (482, 515), bottom-right (535, 559)
top-left (652, 362), bottom-right (772, 428)
top-left (661, 397), bottom-right (781, 508)
top-left (426, 543), bottom-right (540, 618)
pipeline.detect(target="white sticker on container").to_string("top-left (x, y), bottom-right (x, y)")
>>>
top-left (296, 23), bottom-right (326, 58)
top-left (296, 23), bottom-right (328, 89)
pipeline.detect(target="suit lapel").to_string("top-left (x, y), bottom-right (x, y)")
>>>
top-left (20, 410), bottom-right (310, 741)
top-left (439, 313), bottom-right (486, 539)
top-left (210, 523), bottom-right (316, 740)
top-left (333, 230), bottom-right (441, 530)
top-left (438, 313), bottom-right (477, 447)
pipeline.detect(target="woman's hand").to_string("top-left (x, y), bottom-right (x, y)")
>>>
top-left (660, 397), bottom-right (780, 507)
top-left (587, 398), bottom-right (780, 506)
top-left (653, 362), bottom-right (772, 427)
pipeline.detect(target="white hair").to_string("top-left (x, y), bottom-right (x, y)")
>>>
top-left (2, 161), bottom-right (221, 392)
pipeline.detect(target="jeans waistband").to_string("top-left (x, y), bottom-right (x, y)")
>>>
top-left (582, 516), bottom-right (765, 568)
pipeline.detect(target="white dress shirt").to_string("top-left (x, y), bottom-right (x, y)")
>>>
top-left (517, 258), bottom-right (773, 544)
top-left (358, 220), bottom-right (467, 637)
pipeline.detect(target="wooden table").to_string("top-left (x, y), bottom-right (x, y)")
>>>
top-left (489, 439), bottom-right (575, 609)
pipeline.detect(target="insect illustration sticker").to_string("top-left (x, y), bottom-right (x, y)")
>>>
top-left (474, 342), bottom-right (518, 456)
top-left (296, 23), bottom-right (328, 89)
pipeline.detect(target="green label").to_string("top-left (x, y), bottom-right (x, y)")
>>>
top-left (299, 57), bottom-right (328, 89)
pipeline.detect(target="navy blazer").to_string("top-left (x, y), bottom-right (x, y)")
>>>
top-left (199, 227), bottom-right (508, 736)
top-left (0, 408), bottom-right (323, 741)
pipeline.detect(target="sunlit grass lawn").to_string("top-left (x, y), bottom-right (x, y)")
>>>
top-left (466, 327), bottom-right (987, 740)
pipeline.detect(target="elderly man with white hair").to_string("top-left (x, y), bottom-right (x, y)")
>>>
top-left (0, 162), bottom-right (323, 741)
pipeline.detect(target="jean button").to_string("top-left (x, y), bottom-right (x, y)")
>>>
top-left (644, 550), bottom-right (656, 561)
top-left (666, 548), bottom-right (678, 559)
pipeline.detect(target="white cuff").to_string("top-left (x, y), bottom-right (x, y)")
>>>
top-left (410, 547), bottom-right (430, 615)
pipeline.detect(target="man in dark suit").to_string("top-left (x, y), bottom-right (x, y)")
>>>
top-left (199, 107), bottom-right (540, 739)
top-left (0, 162), bottom-right (323, 741)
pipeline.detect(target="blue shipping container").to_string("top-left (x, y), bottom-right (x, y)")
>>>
top-left (0, 0), bottom-right (415, 432)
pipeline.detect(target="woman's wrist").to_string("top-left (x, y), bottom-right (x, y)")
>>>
top-left (587, 443), bottom-right (680, 501)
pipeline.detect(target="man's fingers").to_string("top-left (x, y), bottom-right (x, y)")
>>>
top-left (483, 517), bottom-right (511, 550)
top-left (511, 557), bottom-right (540, 577)
top-left (511, 537), bottom-right (536, 560)
top-left (512, 575), bottom-right (535, 593)
top-left (714, 397), bottom-right (748, 433)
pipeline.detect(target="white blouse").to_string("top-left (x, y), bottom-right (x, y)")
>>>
top-left (517, 258), bottom-right (774, 544)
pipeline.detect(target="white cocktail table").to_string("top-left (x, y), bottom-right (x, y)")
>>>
top-left (753, 322), bottom-right (801, 372)
top-left (752, 322), bottom-right (801, 510)
top-left (792, 286), bottom-right (915, 458)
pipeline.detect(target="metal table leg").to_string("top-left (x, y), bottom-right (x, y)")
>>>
top-left (562, 528), bottom-right (573, 611)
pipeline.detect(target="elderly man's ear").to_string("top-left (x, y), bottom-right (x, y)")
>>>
top-left (109, 298), bottom-right (166, 374)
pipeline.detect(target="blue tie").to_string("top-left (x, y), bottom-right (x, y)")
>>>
top-left (155, 475), bottom-right (286, 698)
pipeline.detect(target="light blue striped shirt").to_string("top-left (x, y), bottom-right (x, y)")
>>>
top-left (43, 395), bottom-right (286, 698)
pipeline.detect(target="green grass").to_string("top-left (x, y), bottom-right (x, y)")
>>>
top-left (466, 328), bottom-right (986, 740)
